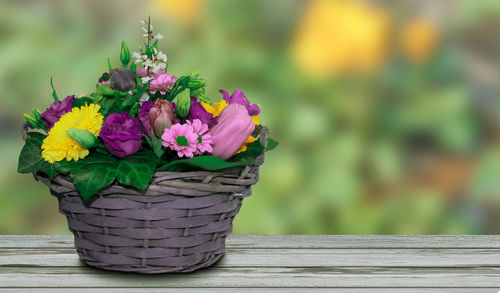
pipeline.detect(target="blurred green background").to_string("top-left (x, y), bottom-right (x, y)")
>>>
top-left (2, 0), bottom-right (500, 234)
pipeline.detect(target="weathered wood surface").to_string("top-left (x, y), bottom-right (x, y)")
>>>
top-left (0, 235), bottom-right (499, 291)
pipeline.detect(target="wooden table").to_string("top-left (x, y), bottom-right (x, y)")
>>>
top-left (0, 235), bottom-right (499, 291)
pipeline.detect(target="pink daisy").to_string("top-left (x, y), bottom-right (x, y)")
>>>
top-left (187, 119), bottom-right (213, 155)
top-left (161, 123), bottom-right (198, 158)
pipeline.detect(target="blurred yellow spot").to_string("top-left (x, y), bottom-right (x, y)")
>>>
top-left (151, 0), bottom-right (204, 24)
top-left (402, 18), bottom-right (438, 63)
top-left (292, 0), bottom-right (390, 77)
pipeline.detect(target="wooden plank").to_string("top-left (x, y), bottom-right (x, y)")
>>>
top-left (2, 235), bottom-right (500, 249)
top-left (1, 248), bottom-right (500, 268)
top-left (0, 267), bottom-right (499, 288)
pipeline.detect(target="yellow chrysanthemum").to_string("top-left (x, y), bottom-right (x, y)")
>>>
top-left (41, 104), bottom-right (104, 163)
top-left (236, 135), bottom-right (257, 155)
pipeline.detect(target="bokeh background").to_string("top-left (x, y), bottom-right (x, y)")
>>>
top-left (2, 0), bottom-right (500, 234)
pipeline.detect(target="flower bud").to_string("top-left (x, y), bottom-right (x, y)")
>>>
top-left (148, 99), bottom-right (175, 137)
top-left (172, 88), bottom-right (192, 119)
top-left (120, 41), bottom-right (131, 67)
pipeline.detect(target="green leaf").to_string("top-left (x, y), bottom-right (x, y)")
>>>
top-left (71, 97), bottom-right (94, 108)
top-left (69, 154), bottom-right (117, 201)
top-left (266, 138), bottom-right (279, 151)
top-left (50, 77), bottom-right (59, 102)
top-left (157, 156), bottom-right (252, 172)
top-left (120, 41), bottom-right (130, 67)
top-left (115, 152), bottom-right (158, 190)
top-left (107, 57), bottom-right (112, 71)
top-left (17, 135), bottom-right (45, 174)
top-left (66, 128), bottom-right (97, 149)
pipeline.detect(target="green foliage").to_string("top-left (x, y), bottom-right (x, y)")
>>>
top-left (71, 97), bottom-right (94, 108)
top-left (50, 77), bottom-right (59, 102)
top-left (144, 128), bottom-right (165, 158)
top-left (167, 72), bottom-right (207, 102)
top-left (157, 155), bottom-right (252, 172)
top-left (17, 132), bottom-right (56, 178)
top-left (23, 107), bottom-right (47, 131)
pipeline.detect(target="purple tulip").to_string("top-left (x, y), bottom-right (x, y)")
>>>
top-left (99, 113), bottom-right (142, 158)
top-left (189, 97), bottom-right (217, 127)
top-left (148, 99), bottom-right (175, 137)
top-left (209, 104), bottom-right (255, 160)
top-left (138, 101), bottom-right (154, 137)
top-left (40, 95), bottom-right (75, 130)
top-left (220, 89), bottom-right (260, 116)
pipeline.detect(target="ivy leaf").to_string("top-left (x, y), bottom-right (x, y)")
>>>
top-left (69, 154), bottom-right (117, 201)
top-left (115, 151), bottom-right (158, 190)
top-left (266, 138), bottom-right (279, 151)
top-left (157, 156), bottom-right (252, 172)
top-left (17, 135), bottom-right (45, 174)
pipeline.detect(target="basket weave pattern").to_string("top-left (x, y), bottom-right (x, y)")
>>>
top-left (35, 127), bottom-right (268, 274)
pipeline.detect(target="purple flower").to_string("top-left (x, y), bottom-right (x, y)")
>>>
top-left (40, 95), bottom-right (75, 130)
top-left (189, 97), bottom-right (217, 127)
top-left (138, 101), bottom-right (154, 137)
top-left (220, 89), bottom-right (260, 116)
top-left (209, 104), bottom-right (255, 160)
top-left (99, 113), bottom-right (142, 158)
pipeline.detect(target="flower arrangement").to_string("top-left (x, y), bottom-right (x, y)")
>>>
top-left (18, 18), bottom-right (277, 201)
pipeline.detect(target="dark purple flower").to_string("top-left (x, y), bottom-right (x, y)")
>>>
top-left (138, 102), bottom-right (154, 137)
top-left (99, 113), bottom-right (142, 158)
top-left (40, 95), bottom-right (75, 130)
top-left (110, 68), bottom-right (136, 92)
top-left (189, 97), bottom-right (217, 127)
top-left (219, 89), bottom-right (260, 116)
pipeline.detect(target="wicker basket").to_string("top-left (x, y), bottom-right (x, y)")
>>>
top-left (33, 126), bottom-right (268, 274)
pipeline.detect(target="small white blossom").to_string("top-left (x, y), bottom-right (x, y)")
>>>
top-left (139, 93), bottom-right (150, 103)
top-left (142, 26), bottom-right (148, 33)
top-left (154, 33), bottom-right (164, 40)
top-left (141, 76), bottom-right (152, 84)
top-left (127, 90), bottom-right (133, 95)
top-left (140, 20), bottom-right (146, 25)
top-left (157, 51), bottom-right (167, 63)
top-left (132, 52), bottom-right (141, 59)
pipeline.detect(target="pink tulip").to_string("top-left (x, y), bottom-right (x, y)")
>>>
top-left (209, 104), bottom-right (255, 160)
top-left (148, 99), bottom-right (175, 137)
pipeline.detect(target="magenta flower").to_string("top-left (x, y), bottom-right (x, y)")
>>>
top-left (149, 73), bottom-right (177, 95)
top-left (40, 95), bottom-right (75, 130)
top-left (99, 113), bottom-right (142, 158)
top-left (220, 89), bottom-right (260, 116)
top-left (189, 97), bottom-right (217, 127)
top-left (209, 104), bottom-right (255, 160)
top-left (161, 123), bottom-right (198, 158)
top-left (186, 119), bottom-right (213, 155)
